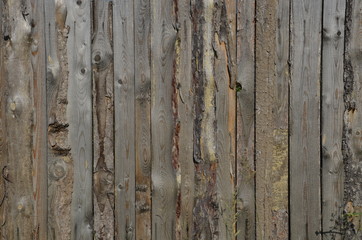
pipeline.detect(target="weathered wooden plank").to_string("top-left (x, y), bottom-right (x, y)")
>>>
top-left (342, 0), bottom-right (362, 238)
top-left (172, 0), bottom-right (194, 239)
top-left (214, 0), bottom-right (237, 239)
top-left (255, 0), bottom-right (289, 238)
top-left (2, 0), bottom-right (36, 238)
top-left (113, 0), bottom-right (136, 239)
top-left (236, 0), bottom-right (256, 238)
top-left (134, 0), bottom-right (152, 238)
top-left (290, 0), bottom-right (322, 238)
top-left (31, 0), bottom-right (48, 238)
top-left (65, 0), bottom-right (93, 238)
top-left (320, 0), bottom-right (345, 238)
top-left (45, 0), bottom-right (75, 239)
top-left (150, 0), bottom-right (177, 238)
top-left (91, 1), bottom-right (114, 239)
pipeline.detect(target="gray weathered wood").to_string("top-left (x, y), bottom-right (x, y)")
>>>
top-left (321, 0), bottom-right (345, 237)
top-left (236, 0), bottom-right (256, 238)
top-left (134, 0), bottom-right (152, 238)
top-left (151, 0), bottom-right (177, 238)
top-left (255, 0), bottom-right (289, 238)
top-left (92, 1), bottom-right (115, 239)
top-left (113, 0), bottom-right (136, 239)
top-left (31, 0), bottom-right (48, 238)
top-left (290, 0), bottom-right (322, 238)
top-left (66, 0), bottom-right (93, 238)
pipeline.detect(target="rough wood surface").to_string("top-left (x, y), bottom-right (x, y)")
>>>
top-left (290, 0), bottom-right (322, 238)
top-left (150, 0), bottom-right (177, 238)
top-left (321, 0), bottom-right (345, 238)
top-left (255, 0), bottom-right (289, 238)
top-left (92, 1), bottom-right (114, 239)
top-left (135, 0), bottom-right (152, 238)
top-left (113, 0), bottom-right (136, 239)
top-left (236, 0), bottom-right (256, 238)
top-left (66, 0), bottom-right (93, 238)
top-left (342, 0), bottom-right (362, 238)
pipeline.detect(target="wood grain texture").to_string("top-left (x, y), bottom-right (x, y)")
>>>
top-left (31, 0), bottom-right (48, 238)
top-left (113, 0), bottom-right (136, 239)
top-left (173, 0), bottom-right (194, 239)
top-left (150, 0), bottom-right (177, 238)
top-left (321, 0), bottom-right (345, 237)
top-left (255, 0), bottom-right (289, 238)
top-left (134, 0), bottom-right (152, 238)
top-left (290, 0), bottom-right (322, 238)
top-left (66, 0), bottom-right (93, 238)
top-left (236, 0), bottom-right (256, 238)
top-left (91, 1), bottom-right (114, 239)
top-left (342, 0), bottom-right (362, 238)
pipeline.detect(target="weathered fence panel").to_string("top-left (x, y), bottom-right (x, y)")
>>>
top-left (1, 0), bottom-right (362, 239)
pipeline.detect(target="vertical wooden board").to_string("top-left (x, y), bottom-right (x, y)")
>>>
top-left (255, 0), bottom-right (289, 238)
top-left (173, 0), bottom-right (194, 239)
top-left (236, 0), bottom-right (256, 238)
top-left (45, 0), bottom-right (74, 238)
top-left (92, 1), bottom-right (115, 239)
top-left (113, 0), bottom-right (136, 239)
top-left (290, 0), bottom-right (322, 238)
top-left (2, 0), bottom-right (36, 238)
top-left (320, 0), bottom-right (345, 238)
top-left (65, 0), bottom-right (93, 238)
top-left (134, 0), bottom-right (152, 238)
top-left (150, 0), bottom-right (177, 238)
top-left (214, 0), bottom-right (237, 239)
top-left (31, 0), bottom-right (48, 238)
top-left (342, 0), bottom-right (362, 238)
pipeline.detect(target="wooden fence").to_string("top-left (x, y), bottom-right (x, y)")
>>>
top-left (0, 0), bottom-right (361, 239)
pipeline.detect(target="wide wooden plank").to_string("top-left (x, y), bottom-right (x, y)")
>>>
top-left (255, 0), bottom-right (289, 238)
top-left (320, 0), bottom-right (345, 238)
top-left (45, 0), bottom-right (74, 238)
top-left (236, 0), bottom-right (256, 238)
top-left (134, 0), bottom-right (152, 238)
top-left (31, 0), bottom-right (48, 238)
top-left (66, 0), bottom-right (93, 238)
top-left (290, 0), bottom-right (322, 238)
top-left (173, 0), bottom-right (194, 239)
top-left (342, 0), bottom-right (362, 238)
top-left (91, 1), bottom-right (115, 239)
top-left (2, 0), bottom-right (37, 238)
top-left (150, 0), bottom-right (177, 238)
top-left (113, 0), bottom-right (136, 239)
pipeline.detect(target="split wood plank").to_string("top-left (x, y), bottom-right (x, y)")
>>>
top-left (290, 0), bottom-right (322, 238)
top-left (321, 0), bottom-right (345, 237)
top-left (236, 0), bottom-right (256, 238)
top-left (255, 0), bottom-right (289, 238)
top-left (91, 1), bottom-right (115, 239)
top-left (134, 0), bottom-right (152, 238)
top-left (113, 0), bottom-right (136, 239)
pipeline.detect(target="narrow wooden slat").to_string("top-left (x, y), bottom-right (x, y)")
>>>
top-left (321, 0), bottom-right (345, 237)
top-left (150, 0), bottom-right (177, 238)
top-left (45, 0), bottom-right (74, 238)
top-left (134, 0), bottom-right (152, 238)
top-left (2, 0), bottom-right (36, 238)
top-left (214, 0), bottom-right (237, 239)
top-left (174, 0), bottom-right (194, 239)
top-left (236, 0), bottom-right (256, 238)
top-left (66, 0), bottom-right (93, 238)
top-left (255, 0), bottom-right (289, 238)
top-left (342, 0), bottom-right (362, 238)
top-left (290, 0), bottom-right (322, 238)
top-left (31, 0), bottom-right (48, 238)
top-left (113, 0), bottom-right (136, 239)
top-left (91, 1), bottom-right (115, 239)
